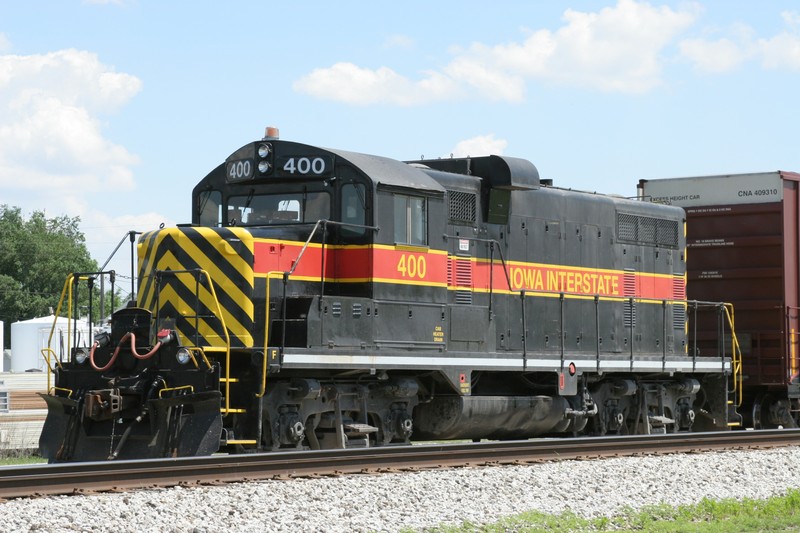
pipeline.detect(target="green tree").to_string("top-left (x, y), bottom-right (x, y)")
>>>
top-left (0, 205), bottom-right (99, 349)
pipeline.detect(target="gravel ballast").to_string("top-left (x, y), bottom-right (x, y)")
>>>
top-left (2, 446), bottom-right (800, 532)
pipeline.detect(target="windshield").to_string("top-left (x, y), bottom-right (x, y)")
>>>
top-left (227, 190), bottom-right (330, 226)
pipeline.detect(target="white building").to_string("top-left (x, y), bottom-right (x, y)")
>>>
top-left (10, 315), bottom-right (90, 373)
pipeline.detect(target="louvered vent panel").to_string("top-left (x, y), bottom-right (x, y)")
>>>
top-left (447, 257), bottom-right (454, 286)
top-left (623, 269), bottom-right (636, 328)
top-left (453, 257), bottom-right (473, 305)
top-left (672, 274), bottom-right (686, 330)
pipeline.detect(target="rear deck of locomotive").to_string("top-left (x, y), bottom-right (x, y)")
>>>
top-left (38, 132), bottom-right (740, 461)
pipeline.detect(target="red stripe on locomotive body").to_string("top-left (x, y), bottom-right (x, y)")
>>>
top-left (252, 240), bottom-right (448, 284)
top-left (334, 247), bottom-right (373, 279)
top-left (472, 260), bottom-right (676, 301)
top-left (371, 247), bottom-right (447, 285)
top-left (497, 263), bottom-right (623, 296)
top-left (253, 238), bottom-right (677, 300)
top-left (637, 274), bottom-right (676, 300)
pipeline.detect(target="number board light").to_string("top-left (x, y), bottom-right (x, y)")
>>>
top-left (226, 159), bottom-right (254, 182)
top-left (275, 155), bottom-right (333, 177)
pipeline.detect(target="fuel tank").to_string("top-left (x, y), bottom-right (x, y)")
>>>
top-left (413, 395), bottom-right (570, 440)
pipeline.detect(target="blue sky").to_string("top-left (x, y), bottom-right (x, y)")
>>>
top-left (2, 0), bottom-right (800, 279)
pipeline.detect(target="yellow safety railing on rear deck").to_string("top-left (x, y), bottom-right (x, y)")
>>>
top-left (41, 274), bottom-right (91, 391)
top-left (722, 303), bottom-right (743, 407)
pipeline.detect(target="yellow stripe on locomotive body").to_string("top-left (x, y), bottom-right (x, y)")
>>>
top-left (137, 226), bottom-right (255, 348)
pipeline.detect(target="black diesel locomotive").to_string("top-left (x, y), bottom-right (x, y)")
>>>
top-left (39, 130), bottom-right (738, 461)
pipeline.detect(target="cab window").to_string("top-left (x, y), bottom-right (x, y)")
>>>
top-left (198, 190), bottom-right (222, 227)
top-left (228, 191), bottom-right (330, 226)
top-left (394, 194), bottom-right (427, 246)
top-left (341, 183), bottom-right (366, 236)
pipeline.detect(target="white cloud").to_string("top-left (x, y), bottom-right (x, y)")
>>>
top-left (680, 12), bottom-right (800, 73)
top-left (294, 0), bottom-right (700, 105)
top-left (443, 55), bottom-right (527, 102)
top-left (0, 48), bottom-right (142, 220)
top-left (0, 49), bottom-right (142, 112)
top-left (758, 31), bottom-right (800, 70)
top-left (782, 11), bottom-right (800, 31)
top-left (293, 62), bottom-right (458, 106)
top-left (679, 37), bottom-right (750, 73)
top-left (517, 0), bottom-right (698, 92)
top-left (449, 134), bottom-right (508, 158)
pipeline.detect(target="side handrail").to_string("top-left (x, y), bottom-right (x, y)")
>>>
top-left (722, 303), bottom-right (744, 406)
top-left (42, 274), bottom-right (84, 391)
top-left (443, 235), bottom-right (514, 320)
top-left (287, 219), bottom-right (379, 278)
top-left (44, 271), bottom-right (116, 385)
top-left (257, 219), bottom-right (378, 400)
top-left (155, 268), bottom-right (231, 411)
top-left (683, 299), bottom-right (743, 406)
top-left (258, 271), bottom-right (285, 398)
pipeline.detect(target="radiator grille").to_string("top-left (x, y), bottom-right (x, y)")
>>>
top-left (617, 213), bottom-right (679, 248)
top-left (448, 191), bottom-right (477, 224)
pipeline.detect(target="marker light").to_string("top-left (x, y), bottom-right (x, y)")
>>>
top-left (263, 127), bottom-right (280, 140)
top-left (176, 348), bottom-right (192, 365)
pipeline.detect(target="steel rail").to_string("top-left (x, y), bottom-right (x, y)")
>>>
top-left (1, 429), bottom-right (798, 500)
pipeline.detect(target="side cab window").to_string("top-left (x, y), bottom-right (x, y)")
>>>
top-left (340, 183), bottom-right (367, 237)
top-left (394, 194), bottom-right (427, 246)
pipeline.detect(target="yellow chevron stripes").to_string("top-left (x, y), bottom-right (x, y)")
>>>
top-left (161, 234), bottom-right (254, 311)
top-left (137, 227), bottom-right (255, 349)
top-left (156, 282), bottom-right (250, 347)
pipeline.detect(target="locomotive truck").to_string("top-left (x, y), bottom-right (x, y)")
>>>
top-left (38, 129), bottom-right (738, 461)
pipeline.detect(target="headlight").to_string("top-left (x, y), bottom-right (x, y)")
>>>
top-left (258, 143), bottom-right (272, 158)
top-left (74, 348), bottom-right (89, 365)
top-left (258, 160), bottom-right (272, 173)
top-left (176, 347), bottom-right (192, 365)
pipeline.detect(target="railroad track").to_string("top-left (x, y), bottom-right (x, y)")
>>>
top-left (1, 429), bottom-right (798, 500)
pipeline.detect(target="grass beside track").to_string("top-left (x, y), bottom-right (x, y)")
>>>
top-left (420, 489), bottom-right (800, 532)
top-left (0, 453), bottom-right (45, 466)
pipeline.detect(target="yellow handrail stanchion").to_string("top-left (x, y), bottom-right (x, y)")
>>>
top-left (194, 269), bottom-right (232, 413)
top-left (43, 275), bottom-right (79, 390)
top-left (257, 271), bottom-right (284, 399)
top-left (723, 303), bottom-right (744, 407)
